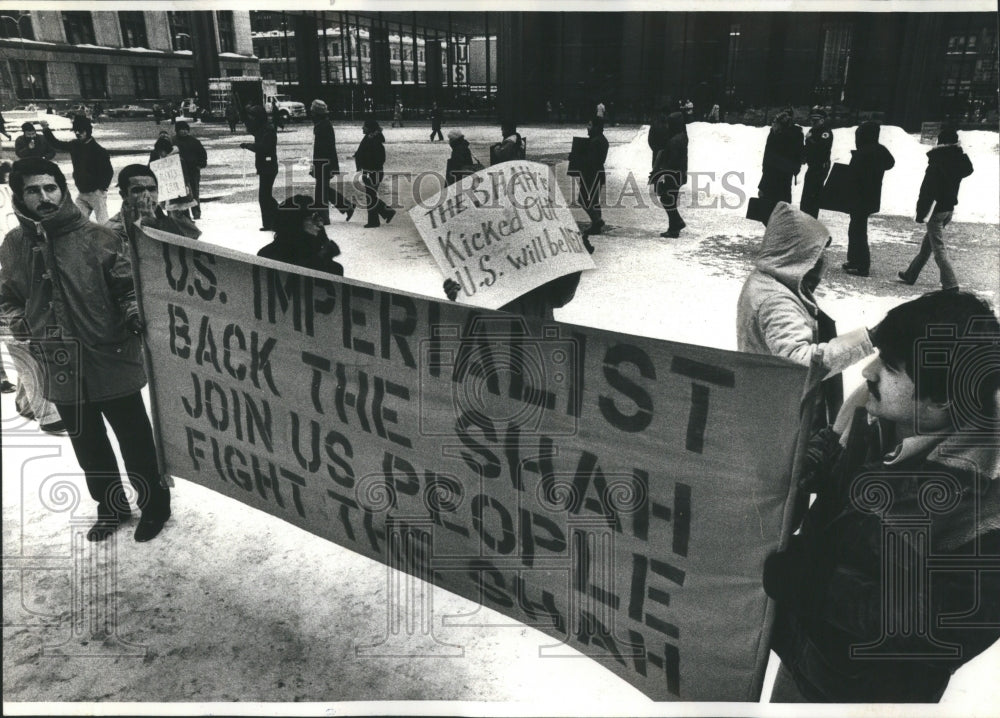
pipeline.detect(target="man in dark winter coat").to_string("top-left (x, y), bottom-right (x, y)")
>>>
top-left (490, 120), bottom-right (526, 165)
top-left (239, 105), bottom-right (279, 231)
top-left (172, 122), bottom-right (207, 220)
top-left (766, 289), bottom-right (1000, 703)
top-left (758, 109), bottom-right (804, 215)
top-left (650, 111), bottom-right (688, 238)
top-left (353, 117), bottom-right (395, 228)
top-left (429, 102), bottom-right (443, 141)
top-left (843, 121), bottom-right (895, 277)
top-left (309, 99), bottom-right (355, 224)
top-left (14, 122), bottom-right (56, 161)
top-left (0, 158), bottom-right (172, 543)
top-left (898, 126), bottom-right (973, 290)
top-left (568, 117), bottom-right (610, 235)
top-left (445, 128), bottom-right (476, 186)
top-left (39, 116), bottom-right (114, 223)
top-left (799, 107), bottom-right (832, 218)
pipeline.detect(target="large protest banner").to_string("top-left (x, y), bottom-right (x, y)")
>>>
top-left (409, 161), bottom-right (596, 309)
top-left (133, 227), bottom-right (809, 702)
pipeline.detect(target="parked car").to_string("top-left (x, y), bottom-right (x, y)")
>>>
top-left (105, 104), bottom-right (154, 119)
top-left (62, 104), bottom-right (92, 119)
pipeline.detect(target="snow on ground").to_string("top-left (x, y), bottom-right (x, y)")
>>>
top-left (4, 119), bottom-right (999, 712)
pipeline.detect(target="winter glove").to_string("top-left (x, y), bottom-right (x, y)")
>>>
top-left (126, 313), bottom-right (145, 336)
top-left (443, 279), bottom-right (460, 302)
top-left (915, 216), bottom-right (925, 224)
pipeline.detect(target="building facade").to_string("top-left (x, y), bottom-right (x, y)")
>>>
top-left (0, 10), bottom-right (257, 107)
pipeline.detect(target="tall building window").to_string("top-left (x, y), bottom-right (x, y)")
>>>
top-left (132, 66), bottom-right (159, 98)
top-left (77, 63), bottom-right (108, 98)
top-left (0, 12), bottom-right (35, 41)
top-left (178, 67), bottom-right (195, 96)
top-left (169, 11), bottom-right (193, 51)
top-left (13, 60), bottom-right (49, 99)
top-left (119, 11), bottom-right (148, 48)
top-left (217, 11), bottom-right (236, 53)
top-left (819, 22), bottom-right (853, 85)
top-left (724, 24), bottom-right (741, 97)
top-left (62, 12), bottom-right (96, 45)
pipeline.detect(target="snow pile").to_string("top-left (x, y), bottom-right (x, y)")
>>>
top-left (608, 122), bottom-right (999, 224)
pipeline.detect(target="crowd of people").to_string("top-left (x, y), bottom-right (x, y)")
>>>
top-left (0, 95), bottom-right (997, 704)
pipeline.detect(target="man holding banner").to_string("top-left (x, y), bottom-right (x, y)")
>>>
top-left (0, 158), bottom-right (171, 543)
top-left (765, 289), bottom-right (1000, 702)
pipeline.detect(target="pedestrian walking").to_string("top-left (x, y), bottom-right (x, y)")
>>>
top-left (843, 121), bottom-right (895, 277)
top-left (240, 105), bottom-right (279, 232)
top-left (39, 116), bottom-right (113, 224)
top-left (354, 117), bottom-right (395, 228)
top-left (650, 111), bottom-right (688, 238)
top-left (392, 99), bottom-right (403, 128)
top-left (309, 99), bottom-right (355, 224)
top-left (799, 107), bottom-right (833, 218)
top-left (14, 122), bottom-right (56, 161)
top-left (596, 100), bottom-right (606, 120)
top-left (757, 109), bottom-right (803, 219)
top-left (429, 102), bottom-right (443, 141)
top-left (0, 158), bottom-right (172, 542)
top-left (152, 103), bottom-right (163, 125)
top-left (257, 194), bottom-right (344, 276)
top-left (898, 126), bottom-right (973, 290)
top-left (173, 121), bottom-right (207, 220)
top-left (568, 116), bottom-right (609, 235)
top-left (225, 102), bottom-right (239, 134)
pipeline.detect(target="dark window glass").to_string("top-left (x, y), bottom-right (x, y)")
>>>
top-left (132, 66), bottom-right (159, 98)
top-left (62, 12), bottom-right (96, 45)
top-left (77, 63), bottom-right (108, 99)
top-left (217, 11), bottom-right (236, 54)
top-left (119, 11), bottom-right (148, 48)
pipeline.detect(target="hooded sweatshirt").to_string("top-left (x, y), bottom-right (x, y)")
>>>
top-left (849, 121), bottom-right (895, 215)
top-left (736, 202), bottom-right (873, 375)
top-left (915, 143), bottom-right (974, 220)
top-left (0, 185), bottom-right (144, 403)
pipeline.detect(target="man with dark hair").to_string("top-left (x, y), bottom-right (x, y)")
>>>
top-left (765, 289), bottom-right (1000, 702)
top-left (308, 99), bottom-right (355, 224)
top-left (490, 121), bottom-right (526, 165)
top-left (107, 164), bottom-right (200, 242)
top-left (898, 126), bottom-right (974, 290)
top-left (757, 108), bottom-right (804, 218)
top-left (799, 107), bottom-right (832, 218)
top-left (39, 116), bottom-right (114, 223)
top-left (239, 105), bottom-right (279, 231)
top-left (0, 158), bottom-right (172, 543)
top-left (172, 121), bottom-right (208, 220)
top-left (14, 122), bottom-right (56, 161)
top-left (429, 102), bottom-right (443, 142)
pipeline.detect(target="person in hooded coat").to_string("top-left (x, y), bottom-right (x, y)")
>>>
top-left (650, 111), bottom-right (688, 238)
top-left (353, 117), bottom-right (395, 228)
top-left (0, 158), bottom-right (171, 543)
top-left (445, 128), bottom-right (475, 186)
top-left (843, 121), bottom-right (895, 277)
top-left (568, 116), bottom-right (609, 235)
top-left (765, 289), bottom-right (1000, 703)
top-left (898, 126), bottom-right (973, 290)
top-left (309, 99), bottom-right (355, 225)
top-left (257, 194), bottom-right (344, 276)
top-left (757, 109), bottom-right (804, 216)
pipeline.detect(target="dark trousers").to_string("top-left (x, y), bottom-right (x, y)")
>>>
top-left (577, 178), bottom-right (603, 226)
top-left (55, 392), bottom-right (170, 520)
top-left (258, 168), bottom-right (279, 230)
top-left (430, 122), bottom-right (443, 141)
top-left (799, 163), bottom-right (828, 218)
top-left (315, 163), bottom-right (352, 224)
top-left (758, 171), bottom-right (793, 205)
top-left (362, 171), bottom-right (393, 226)
top-left (187, 168), bottom-right (202, 219)
top-left (660, 188), bottom-right (684, 230)
top-left (847, 212), bottom-right (871, 273)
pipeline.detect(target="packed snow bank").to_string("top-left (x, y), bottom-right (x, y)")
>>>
top-left (608, 123), bottom-right (999, 224)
